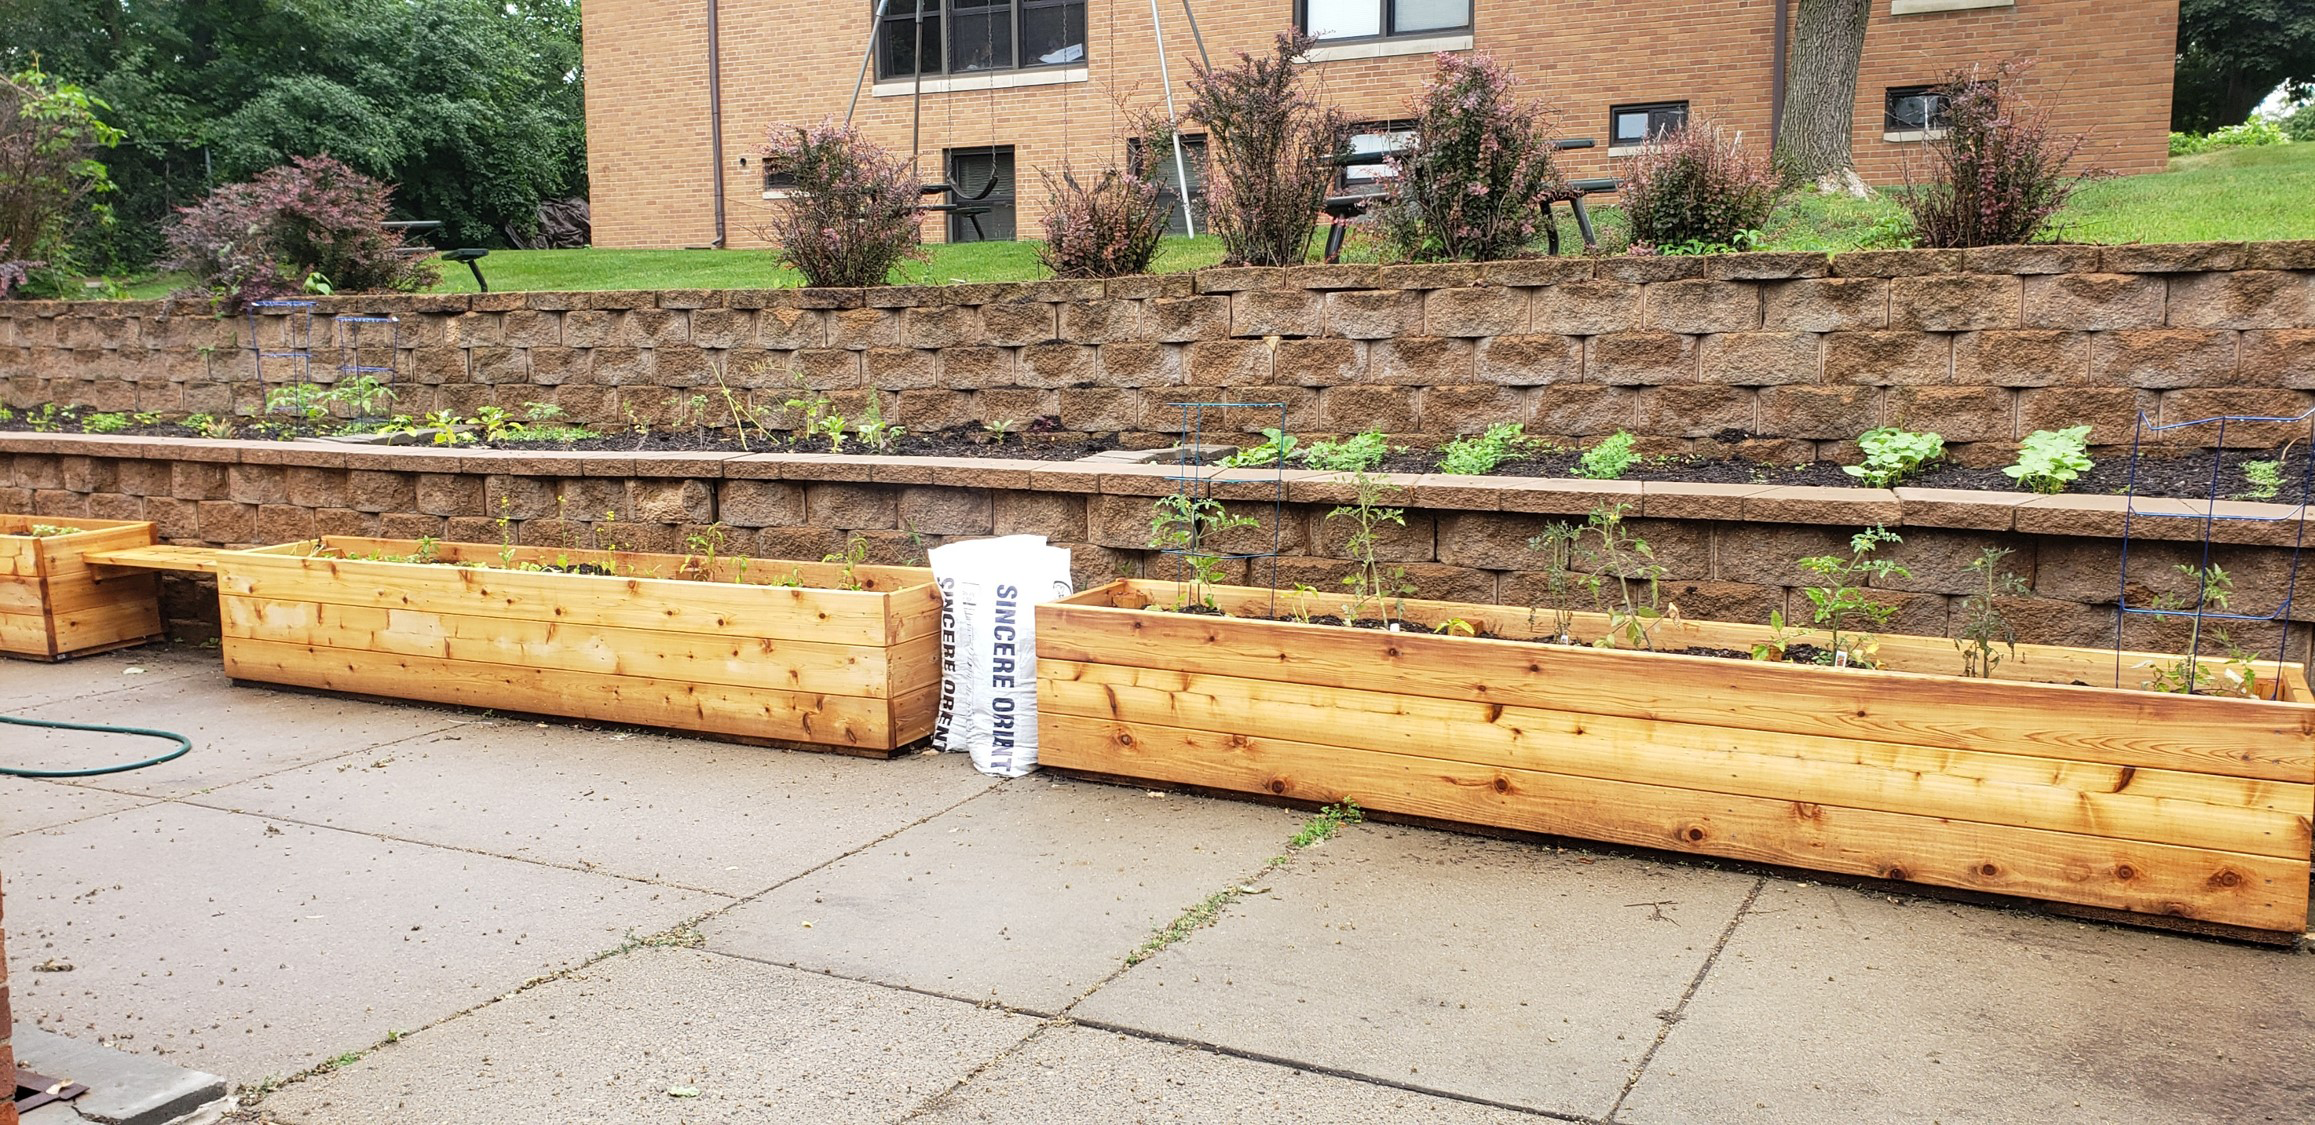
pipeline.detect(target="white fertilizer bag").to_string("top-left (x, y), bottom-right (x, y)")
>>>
top-left (929, 536), bottom-right (1074, 777)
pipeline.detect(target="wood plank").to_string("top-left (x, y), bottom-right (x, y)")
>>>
top-left (888, 631), bottom-right (943, 696)
top-left (84, 545), bottom-right (229, 574)
top-left (0, 609), bottom-right (53, 657)
top-left (1038, 713), bottom-right (2311, 933)
top-left (222, 635), bottom-right (901, 750)
top-left (218, 552), bottom-right (902, 648)
top-left (50, 595), bottom-right (163, 656)
top-left (219, 595), bottom-right (899, 700)
top-left (1039, 660), bottom-right (2313, 859)
top-left (1038, 593), bottom-right (2315, 784)
top-left (888, 680), bottom-right (940, 745)
top-left (310, 536), bottom-right (936, 595)
top-left (1096, 579), bottom-right (2315, 701)
top-left (0, 578), bottom-right (43, 615)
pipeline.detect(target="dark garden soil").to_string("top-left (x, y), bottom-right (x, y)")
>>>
top-left (7, 406), bottom-right (2308, 503)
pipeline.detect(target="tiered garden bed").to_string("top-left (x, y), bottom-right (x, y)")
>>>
top-left (1037, 579), bottom-right (2315, 936)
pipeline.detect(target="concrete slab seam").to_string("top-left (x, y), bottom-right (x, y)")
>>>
top-left (231, 773), bottom-right (1007, 1111)
top-left (1603, 875), bottom-right (1767, 1123)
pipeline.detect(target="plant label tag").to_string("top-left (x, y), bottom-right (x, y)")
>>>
top-left (1833, 650), bottom-right (1849, 669)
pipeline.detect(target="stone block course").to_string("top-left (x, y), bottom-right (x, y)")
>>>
top-left (1531, 280), bottom-right (1643, 335)
top-left (2021, 273), bottom-right (2165, 330)
top-left (1424, 286), bottom-right (1528, 337)
top-left (1644, 280), bottom-right (1761, 334)
top-left (1889, 274), bottom-right (2021, 331)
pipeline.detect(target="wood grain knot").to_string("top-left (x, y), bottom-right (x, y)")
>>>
top-left (1682, 826), bottom-right (1707, 843)
top-left (1268, 778), bottom-right (1288, 795)
top-left (1492, 776), bottom-right (1510, 794)
top-left (1978, 863), bottom-right (2000, 877)
top-left (2113, 864), bottom-right (2138, 881)
top-left (2207, 869), bottom-right (2241, 889)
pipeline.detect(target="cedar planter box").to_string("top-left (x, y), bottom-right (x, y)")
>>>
top-left (0, 516), bottom-right (163, 660)
top-left (215, 537), bottom-right (941, 756)
top-left (1038, 579), bottom-right (2315, 936)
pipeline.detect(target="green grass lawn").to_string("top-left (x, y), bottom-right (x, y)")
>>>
top-left (90, 143), bottom-right (2315, 298)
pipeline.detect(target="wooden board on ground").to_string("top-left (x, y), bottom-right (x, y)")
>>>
top-left (216, 537), bottom-right (941, 753)
top-left (0, 516), bottom-right (163, 661)
top-left (1037, 579), bottom-right (2315, 938)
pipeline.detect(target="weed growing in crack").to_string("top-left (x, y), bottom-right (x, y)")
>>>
top-left (1125, 801), bottom-right (1365, 966)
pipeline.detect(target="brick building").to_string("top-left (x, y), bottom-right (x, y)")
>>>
top-left (580, 0), bottom-right (2177, 250)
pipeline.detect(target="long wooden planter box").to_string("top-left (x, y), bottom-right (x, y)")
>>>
top-left (214, 537), bottom-right (942, 755)
top-left (0, 516), bottom-right (163, 660)
top-left (1038, 579), bottom-right (2315, 936)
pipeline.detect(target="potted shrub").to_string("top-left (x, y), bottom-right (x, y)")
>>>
top-left (1034, 497), bottom-right (2315, 936)
top-left (212, 533), bottom-right (941, 756)
top-left (0, 515), bottom-right (163, 660)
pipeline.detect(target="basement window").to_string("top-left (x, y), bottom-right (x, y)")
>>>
top-left (1884, 85), bottom-right (1952, 140)
top-left (1609, 101), bottom-right (1688, 151)
top-left (1128, 134), bottom-right (1210, 236)
top-left (945, 145), bottom-right (1017, 242)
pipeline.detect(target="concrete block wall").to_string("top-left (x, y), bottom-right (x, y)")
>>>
top-left (5, 245), bottom-right (2314, 465)
top-left (6, 434), bottom-right (2308, 665)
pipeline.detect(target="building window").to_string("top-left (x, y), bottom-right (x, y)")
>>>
top-left (1340, 119), bottom-right (1417, 186)
top-left (1609, 101), bottom-right (1688, 148)
top-left (1129, 134), bottom-right (1209, 236)
top-left (1298, 0), bottom-right (1472, 42)
top-left (1884, 85), bottom-right (1951, 135)
top-left (878, 0), bottom-right (1086, 79)
top-left (945, 146), bottom-right (1016, 241)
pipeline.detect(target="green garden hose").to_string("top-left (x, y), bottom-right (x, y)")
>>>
top-left (0, 715), bottom-right (192, 778)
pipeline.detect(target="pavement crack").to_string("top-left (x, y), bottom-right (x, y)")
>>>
top-left (1603, 874), bottom-right (1766, 1122)
top-left (1057, 1016), bottom-right (1599, 1122)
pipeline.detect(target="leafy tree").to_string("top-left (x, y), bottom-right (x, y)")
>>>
top-left (0, 61), bottom-right (122, 295)
top-left (2173, 0), bottom-right (2315, 132)
top-left (0, 0), bottom-right (585, 270)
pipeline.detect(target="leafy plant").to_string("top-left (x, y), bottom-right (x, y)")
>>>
top-left (1797, 526), bottom-right (1910, 668)
top-left (981, 418), bottom-right (1018, 444)
top-left (2003, 426), bottom-right (2093, 494)
top-left (1299, 429), bottom-right (1392, 473)
top-left (2139, 564), bottom-right (2261, 698)
top-left (1432, 617), bottom-right (1477, 638)
top-left (0, 63), bottom-right (121, 295)
top-left (25, 403), bottom-right (74, 432)
top-left (1621, 116), bottom-right (1781, 251)
top-left (1575, 430), bottom-right (1638, 481)
top-left (265, 383), bottom-right (330, 421)
top-left (1575, 504), bottom-right (1669, 651)
top-left (81, 411), bottom-right (131, 434)
top-left (1372, 52), bottom-right (1566, 263)
top-left (1843, 427), bottom-right (1945, 489)
top-left (185, 412), bottom-right (234, 439)
top-left (1037, 163), bottom-right (1173, 279)
top-left (1438, 422), bottom-right (1534, 476)
top-left (424, 409), bottom-right (470, 446)
top-left (1525, 521), bottom-right (1584, 643)
top-left (1327, 472), bottom-right (1414, 626)
top-left (753, 121), bottom-right (924, 288)
top-left (2238, 458), bottom-right (2284, 502)
top-left (1221, 428), bottom-right (1301, 468)
top-left (1955, 547), bottom-right (2028, 678)
top-left (1149, 493), bottom-right (1258, 610)
top-left (854, 395), bottom-right (904, 454)
top-left (326, 375), bottom-right (398, 417)
top-left (1898, 60), bottom-right (2101, 248)
top-left (163, 155), bottom-right (437, 308)
top-left (1288, 582), bottom-right (1319, 625)
top-left (1749, 609), bottom-right (1807, 663)
top-left (1183, 31), bottom-right (1345, 267)
top-left (467, 405), bottom-right (524, 443)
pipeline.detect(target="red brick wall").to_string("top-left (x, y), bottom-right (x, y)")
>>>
top-left (583, 0), bottom-right (2177, 248)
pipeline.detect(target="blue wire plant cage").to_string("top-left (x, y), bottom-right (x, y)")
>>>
top-left (2114, 409), bottom-right (2315, 697)
top-left (1156, 400), bottom-right (1288, 613)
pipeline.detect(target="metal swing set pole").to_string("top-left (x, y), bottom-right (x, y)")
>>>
top-left (1150, 0), bottom-right (1199, 237)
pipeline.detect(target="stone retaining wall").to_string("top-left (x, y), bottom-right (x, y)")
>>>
top-left (7, 433), bottom-right (2309, 667)
top-left (5, 243), bottom-right (2314, 464)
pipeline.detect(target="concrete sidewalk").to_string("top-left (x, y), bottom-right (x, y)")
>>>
top-left (3, 648), bottom-right (2309, 1123)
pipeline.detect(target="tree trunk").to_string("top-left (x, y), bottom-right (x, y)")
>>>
top-left (1774, 0), bottom-right (1872, 186)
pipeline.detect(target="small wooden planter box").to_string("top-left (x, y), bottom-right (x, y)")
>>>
top-left (214, 537), bottom-right (942, 755)
top-left (0, 516), bottom-right (163, 660)
top-left (1038, 580), bottom-right (2315, 936)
